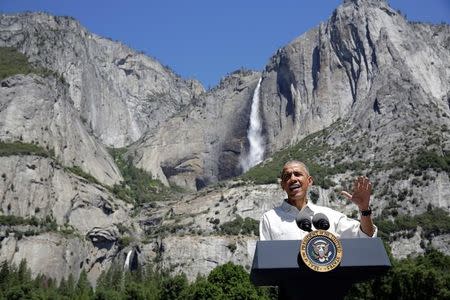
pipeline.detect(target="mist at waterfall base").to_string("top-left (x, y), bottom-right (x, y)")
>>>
top-left (240, 78), bottom-right (265, 173)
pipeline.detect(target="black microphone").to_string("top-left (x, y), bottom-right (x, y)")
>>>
top-left (296, 210), bottom-right (312, 232)
top-left (312, 213), bottom-right (330, 230)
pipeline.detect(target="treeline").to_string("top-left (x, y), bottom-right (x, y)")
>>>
top-left (346, 248), bottom-right (450, 299)
top-left (1, 249), bottom-right (449, 299)
top-left (0, 260), bottom-right (274, 300)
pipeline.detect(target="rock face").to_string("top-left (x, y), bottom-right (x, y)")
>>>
top-left (0, 13), bottom-right (204, 147)
top-left (0, 74), bottom-right (122, 186)
top-left (260, 0), bottom-right (450, 156)
top-left (131, 70), bottom-right (261, 189)
top-left (136, 182), bottom-right (285, 281)
top-left (0, 0), bottom-right (449, 287)
top-left (0, 153), bottom-right (132, 285)
top-left (157, 236), bottom-right (257, 282)
top-left (0, 233), bottom-right (90, 283)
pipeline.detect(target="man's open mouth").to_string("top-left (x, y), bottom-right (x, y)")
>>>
top-left (289, 183), bottom-right (300, 191)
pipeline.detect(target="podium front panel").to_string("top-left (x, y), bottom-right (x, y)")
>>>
top-left (251, 238), bottom-right (391, 286)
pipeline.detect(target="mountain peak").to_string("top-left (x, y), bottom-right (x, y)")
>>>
top-left (343, 0), bottom-right (387, 6)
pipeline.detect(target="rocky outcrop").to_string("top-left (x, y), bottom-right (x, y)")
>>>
top-left (131, 70), bottom-right (261, 189)
top-left (155, 236), bottom-right (257, 282)
top-left (0, 231), bottom-right (122, 287)
top-left (0, 74), bottom-right (122, 186)
top-left (0, 153), bottom-right (132, 285)
top-left (0, 154), bottom-right (130, 229)
top-left (136, 183), bottom-right (284, 281)
top-left (0, 233), bottom-right (90, 283)
top-left (0, 13), bottom-right (204, 147)
top-left (390, 229), bottom-right (425, 259)
top-left (259, 0), bottom-right (450, 158)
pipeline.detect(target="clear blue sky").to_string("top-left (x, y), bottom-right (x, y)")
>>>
top-left (1, 0), bottom-right (449, 88)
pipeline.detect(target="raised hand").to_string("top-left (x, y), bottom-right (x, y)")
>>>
top-left (341, 176), bottom-right (372, 210)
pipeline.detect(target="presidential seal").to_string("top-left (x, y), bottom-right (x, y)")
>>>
top-left (299, 230), bottom-right (343, 272)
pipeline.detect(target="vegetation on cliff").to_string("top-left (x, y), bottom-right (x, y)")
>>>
top-left (0, 141), bottom-right (54, 158)
top-left (109, 148), bottom-right (182, 204)
top-left (0, 47), bottom-right (54, 80)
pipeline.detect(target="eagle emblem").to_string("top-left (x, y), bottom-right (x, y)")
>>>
top-left (300, 230), bottom-right (343, 272)
top-left (312, 239), bottom-right (332, 262)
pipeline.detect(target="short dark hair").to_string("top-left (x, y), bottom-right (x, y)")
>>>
top-left (280, 161), bottom-right (310, 179)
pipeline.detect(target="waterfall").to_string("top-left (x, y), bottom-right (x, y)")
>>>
top-left (241, 78), bottom-right (264, 172)
top-left (124, 250), bottom-right (133, 271)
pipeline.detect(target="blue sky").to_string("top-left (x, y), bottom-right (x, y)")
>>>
top-left (1, 0), bottom-right (449, 88)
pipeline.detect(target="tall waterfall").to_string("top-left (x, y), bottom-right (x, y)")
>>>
top-left (124, 250), bottom-right (133, 271)
top-left (241, 78), bottom-right (264, 172)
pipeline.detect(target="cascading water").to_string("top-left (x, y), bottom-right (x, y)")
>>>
top-left (124, 250), bottom-right (133, 271)
top-left (240, 78), bottom-right (264, 172)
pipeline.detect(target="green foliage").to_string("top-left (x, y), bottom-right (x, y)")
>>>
top-left (207, 262), bottom-right (271, 299)
top-left (0, 47), bottom-right (53, 80)
top-left (159, 274), bottom-right (188, 300)
top-left (65, 166), bottom-right (100, 185)
top-left (109, 148), bottom-right (181, 204)
top-left (59, 274), bottom-right (77, 299)
top-left (181, 276), bottom-right (222, 300)
top-left (346, 249), bottom-right (450, 300)
top-left (240, 121), bottom-right (449, 190)
top-left (117, 235), bottom-right (133, 249)
top-left (413, 149), bottom-right (450, 174)
top-left (0, 215), bottom-right (39, 226)
top-left (0, 141), bottom-right (54, 158)
top-left (1, 254), bottom-right (449, 299)
top-left (240, 125), bottom-right (365, 189)
top-left (375, 208), bottom-right (450, 241)
top-left (240, 128), bottom-right (329, 185)
top-left (0, 214), bottom-right (60, 238)
top-left (76, 270), bottom-right (94, 299)
top-left (220, 216), bottom-right (259, 236)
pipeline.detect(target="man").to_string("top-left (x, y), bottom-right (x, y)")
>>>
top-left (259, 160), bottom-right (376, 240)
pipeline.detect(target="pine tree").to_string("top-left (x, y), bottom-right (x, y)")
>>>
top-left (75, 270), bottom-right (93, 300)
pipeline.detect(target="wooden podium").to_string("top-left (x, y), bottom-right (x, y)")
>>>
top-left (250, 238), bottom-right (391, 299)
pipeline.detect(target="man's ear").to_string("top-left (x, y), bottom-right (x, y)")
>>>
top-left (308, 176), bottom-right (314, 185)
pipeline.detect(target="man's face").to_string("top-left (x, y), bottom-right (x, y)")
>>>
top-left (280, 163), bottom-right (313, 201)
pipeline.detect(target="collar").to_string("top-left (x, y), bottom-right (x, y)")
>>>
top-left (280, 199), bottom-right (316, 217)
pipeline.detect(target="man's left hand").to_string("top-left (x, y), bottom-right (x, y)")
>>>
top-left (341, 176), bottom-right (372, 210)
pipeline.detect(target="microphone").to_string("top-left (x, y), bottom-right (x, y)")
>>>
top-left (296, 210), bottom-right (312, 232)
top-left (312, 213), bottom-right (330, 230)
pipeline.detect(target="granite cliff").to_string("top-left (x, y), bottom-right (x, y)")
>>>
top-left (0, 0), bottom-right (449, 285)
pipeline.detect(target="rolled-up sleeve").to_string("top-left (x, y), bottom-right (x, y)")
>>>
top-left (357, 224), bottom-right (378, 238)
top-left (336, 215), bottom-right (377, 238)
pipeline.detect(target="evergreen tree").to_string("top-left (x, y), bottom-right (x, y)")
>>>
top-left (159, 273), bottom-right (188, 300)
top-left (17, 259), bottom-right (32, 284)
top-left (207, 262), bottom-right (263, 300)
top-left (346, 249), bottom-right (450, 299)
top-left (182, 276), bottom-right (223, 300)
top-left (0, 260), bottom-right (9, 288)
top-left (74, 270), bottom-right (93, 300)
top-left (93, 289), bottom-right (122, 300)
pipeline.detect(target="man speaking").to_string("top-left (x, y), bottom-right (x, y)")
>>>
top-left (259, 160), bottom-right (376, 240)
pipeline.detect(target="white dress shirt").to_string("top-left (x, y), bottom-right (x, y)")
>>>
top-left (259, 200), bottom-right (377, 240)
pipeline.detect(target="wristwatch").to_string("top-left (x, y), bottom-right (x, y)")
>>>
top-left (360, 207), bottom-right (372, 216)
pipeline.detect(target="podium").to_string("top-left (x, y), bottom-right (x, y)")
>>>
top-left (250, 238), bottom-right (391, 299)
